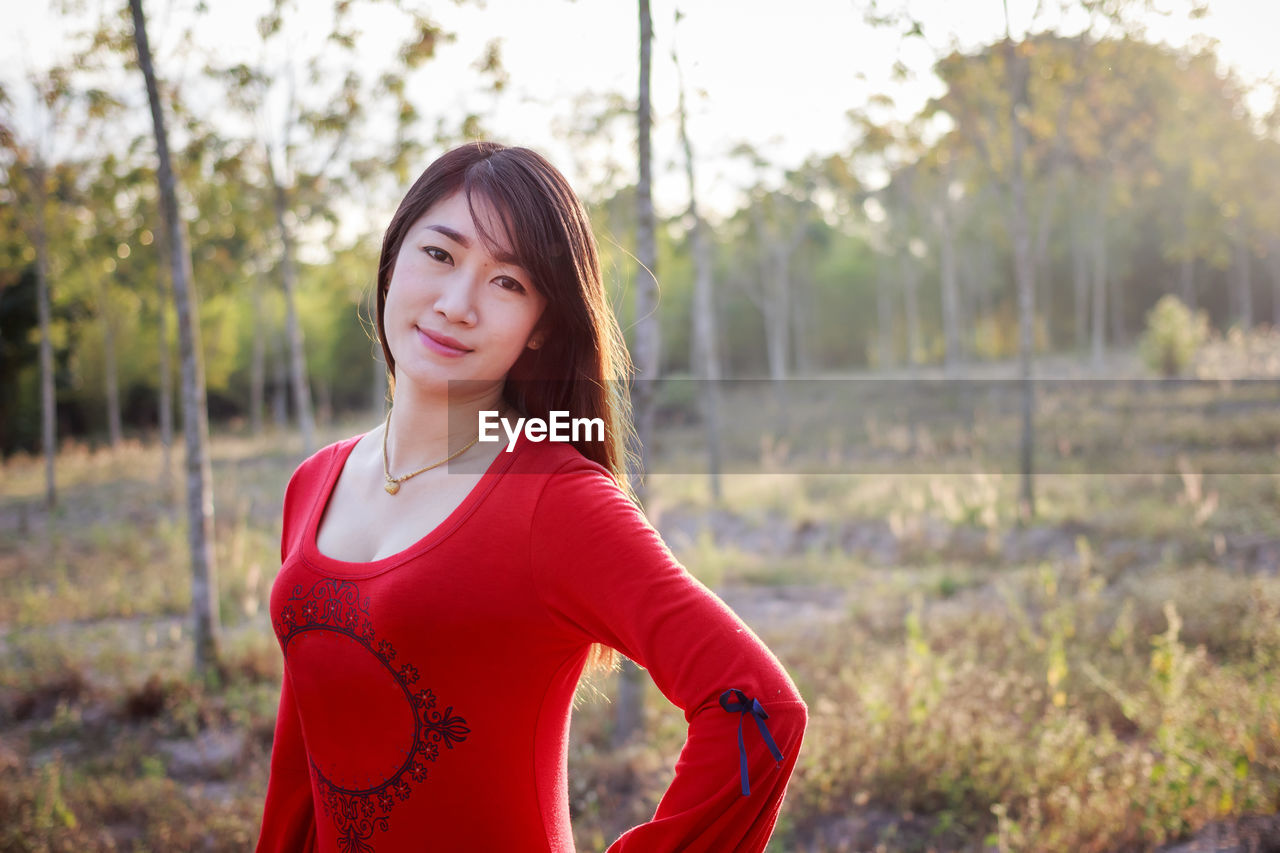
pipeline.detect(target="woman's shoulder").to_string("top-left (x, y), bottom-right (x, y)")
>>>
top-left (288, 432), bottom-right (365, 486)
top-left (510, 434), bottom-right (615, 480)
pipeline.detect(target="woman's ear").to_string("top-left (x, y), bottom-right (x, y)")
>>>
top-left (527, 320), bottom-right (548, 350)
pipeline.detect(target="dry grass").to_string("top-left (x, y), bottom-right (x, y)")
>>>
top-left (3, 384), bottom-right (1280, 851)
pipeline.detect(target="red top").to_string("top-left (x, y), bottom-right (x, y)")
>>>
top-left (254, 431), bottom-right (808, 852)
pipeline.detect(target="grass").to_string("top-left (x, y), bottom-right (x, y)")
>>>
top-left (3, 378), bottom-right (1280, 850)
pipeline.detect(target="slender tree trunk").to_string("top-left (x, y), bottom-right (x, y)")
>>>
top-left (675, 51), bottom-right (722, 501)
top-left (1071, 212), bottom-right (1089, 352)
top-left (630, 0), bottom-right (659, 502)
top-left (1109, 250), bottom-right (1125, 348)
top-left (1091, 193), bottom-right (1108, 371)
top-left (269, 163), bottom-right (316, 454)
top-left (33, 160), bottom-right (56, 509)
top-left (957, 243), bottom-right (974, 361)
top-left (901, 252), bottom-right (921, 367)
top-left (1030, 170), bottom-right (1063, 353)
top-left (272, 335), bottom-right (289, 429)
top-left (937, 198), bottom-right (961, 374)
top-left (156, 214), bottom-right (174, 490)
top-left (876, 255), bottom-right (895, 368)
top-left (616, 0), bottom-right (659, 749)
top-left (249, 281), bottom-right (265, 437)
top-left (790, 271), bottom-right (817, 377)
top-left (766, 241), bottom-right (792, 435)
top-left (1179, 256), bottom-right (1195, 310)
top-left (766, 244), bottom-right (791, 381)
top-left (97, 276), bottom-right (124, 447)
top-left (1234, 236), bottom-right (1253, 329)
top-left (975, 244), bottom-right (996, 358)
top-left (158, 299), bottom-right (174, 488)
top-left (1005, 34), bottom-right (1036, 522)
top-left (131, 0), bottom-right (222, 678)
top-left (787, 221), bottom-right (816, 377)
top-left (1269, 241), bottom-right (1280, 329)
top-left (1179, 196), bottom-right (1196, 308)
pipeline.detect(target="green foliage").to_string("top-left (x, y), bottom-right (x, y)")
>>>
top-left (1140, 294), bottom-right (1209, 377)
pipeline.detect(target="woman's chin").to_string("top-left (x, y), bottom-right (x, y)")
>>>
top-left (393, 369), bottom-right (507, 400)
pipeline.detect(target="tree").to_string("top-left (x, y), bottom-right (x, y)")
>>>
top-left (615, 0), bottom-right (660, 749)
top-left (130, 0), bottom-right (221, 677)
top-left (0, 71), bottom-right (79, 508)
top-left (672, 9), bottom-right (722, 501)
top-left (208, 0), bottom-right (461, 453)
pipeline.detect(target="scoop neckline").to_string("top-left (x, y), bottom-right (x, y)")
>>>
top-left (301, 430), bottom-right (525, 578)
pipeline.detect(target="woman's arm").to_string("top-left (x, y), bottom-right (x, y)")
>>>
top-left (529, 459), bottom-right (808, 853)
top-left (254, 454), bottom-right (327, 852)
top-left (254, 668), bottom-right (319, 852)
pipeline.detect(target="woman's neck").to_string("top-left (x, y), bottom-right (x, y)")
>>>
top-left (383, 380), bottom-right (508, 472)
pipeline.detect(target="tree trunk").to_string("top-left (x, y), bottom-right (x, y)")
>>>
top-left (791, 271), bottom-right (817, 377)
top-left (1005, 35), bottom-right (1036, 523)
top-left (1109, 249), bottom-right (1125, 348)
top-left (616, 0), bottom-right (659, 749)
top-left (1179, 196), bottom-right (1196, 309)
top-left (97, 275), bottom-right (124, 447)
top-left (33, 160), bottom-right (56, 509)
top-left (1269, 241), bottom-right (1280, 329)
top-left (676, 52), bottom-right (722, 501)
top-left (156, 214), bottom-right (174, 491)
top-left (269, 165), bottom-right (316, 454)
top-left (1030, 182), bottom-right (1058, 352)
top-left (1071, 212), bottom-right (1089, 352)
top-left (956, 243), bottom-right (974, 361)
top-left (1179, 256), bottom-right (1195, 310)
top-left (272, 320), bottom-right (289, 429)
top-left (131, 0), bottom-right (222, 679)
top-left (901, 253), bottom-right (921, 367)
top-left (937, 197), bottom-right (961, 374)
top-left (977, 244), bottom-right (996, 343)
top-left (765, 244), bottom-right (791, 381)
top-left (1091, 193), bottom-right (1108, 372)
top-left (249, 281), bottom-right (265, 437)
top-left (1234, 236), bottom-right (1253, 330)
top-left (875, 255), bottom-right (895, 368)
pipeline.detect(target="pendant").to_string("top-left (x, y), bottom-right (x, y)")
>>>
top-left (384, 480), bottom-right (400, 495)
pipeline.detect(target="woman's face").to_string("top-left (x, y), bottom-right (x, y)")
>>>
top-left (383, 190), bottom-right (548, 398)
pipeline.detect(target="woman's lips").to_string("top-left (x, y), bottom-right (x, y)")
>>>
top-left (417, 327), bottom-right (472, 357)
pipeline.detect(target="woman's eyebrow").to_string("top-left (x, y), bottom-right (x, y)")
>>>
top-left (423, 224), bottom-right (471, 247)
top-left (421, 223), bottom-right (522, 267)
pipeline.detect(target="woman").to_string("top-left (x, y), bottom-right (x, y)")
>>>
top-left (255, 141), bottom-right (807, 852)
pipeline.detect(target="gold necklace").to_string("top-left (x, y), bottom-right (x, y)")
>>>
top-left (381, 408), bottom-right (482, 495)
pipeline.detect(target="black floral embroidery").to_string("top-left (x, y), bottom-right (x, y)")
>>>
top-left (274, 578), bottom-right (470, 852)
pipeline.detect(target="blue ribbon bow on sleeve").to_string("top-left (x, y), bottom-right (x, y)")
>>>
top-left (719, 688), bottom-right (785, 797)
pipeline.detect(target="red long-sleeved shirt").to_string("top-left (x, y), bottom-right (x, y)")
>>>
top-left (255, 431), bottom-right (808, 852)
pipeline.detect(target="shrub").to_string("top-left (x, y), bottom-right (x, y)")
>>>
top-left (1140, 295), bottom-right (1209, 377)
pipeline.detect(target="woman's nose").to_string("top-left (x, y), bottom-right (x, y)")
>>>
top-left (433, 271), bottom-right (478, 325)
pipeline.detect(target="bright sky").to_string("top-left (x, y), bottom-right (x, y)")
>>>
top-left (4, 0), bottom-right (1276, 227)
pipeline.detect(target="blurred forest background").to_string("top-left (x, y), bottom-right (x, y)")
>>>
top-left (3, 0), bottom-right (1280, 850)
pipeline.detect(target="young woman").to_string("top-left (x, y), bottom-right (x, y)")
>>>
top-left (255, 141), bottom-right (807, 852)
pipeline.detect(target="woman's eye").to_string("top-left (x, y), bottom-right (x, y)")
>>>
top-left (496, 276), bottom-right (527, 294)
top-left (422, 246), bottom-right (451, 263)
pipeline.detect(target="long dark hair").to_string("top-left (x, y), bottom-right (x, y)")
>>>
top-left (376, 141), bottom-right (636, 498)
